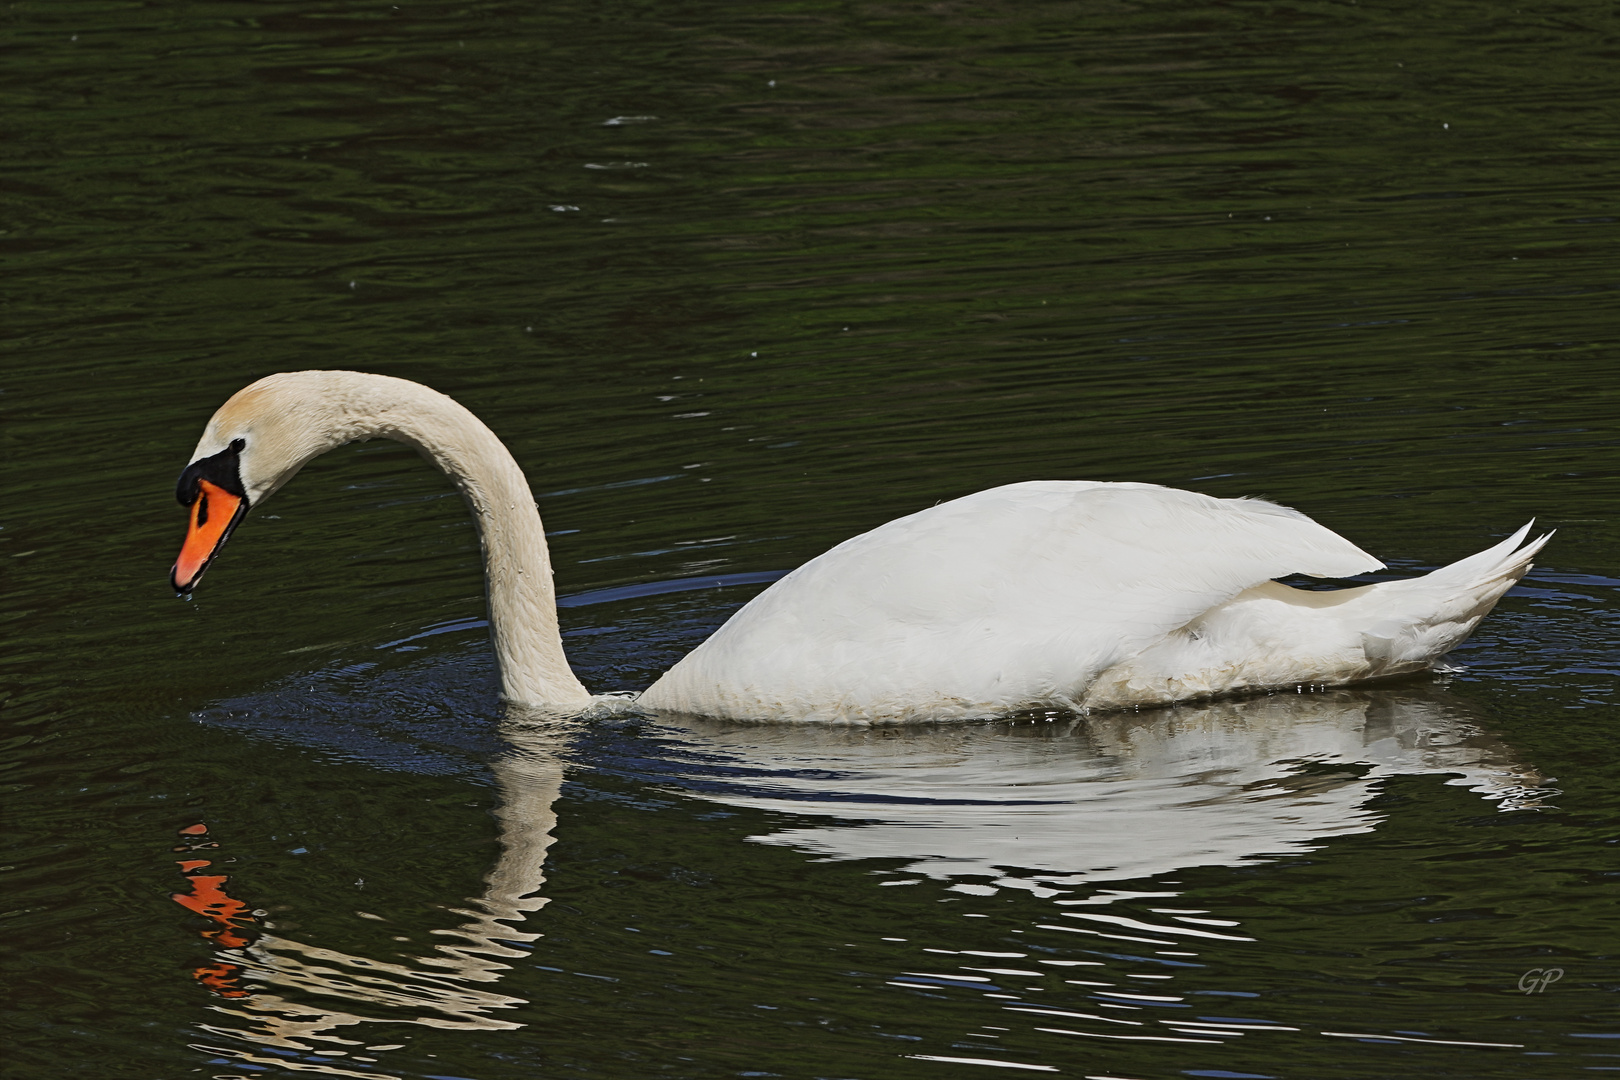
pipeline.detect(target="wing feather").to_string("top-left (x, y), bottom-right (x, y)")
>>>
top-left (643, 481), bottom-right (1383, 720)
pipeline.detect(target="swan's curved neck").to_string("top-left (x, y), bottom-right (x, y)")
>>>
top-left (320, 375), bottom-right (590, 707)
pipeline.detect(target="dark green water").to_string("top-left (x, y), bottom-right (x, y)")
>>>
top-left (4, 1), bottom-right (1618, 1077)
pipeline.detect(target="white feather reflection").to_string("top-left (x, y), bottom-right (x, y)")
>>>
top-left (653, 686), bottom-right (1548, 884)
top-left (642, 686), bottom-right (1549, 1052)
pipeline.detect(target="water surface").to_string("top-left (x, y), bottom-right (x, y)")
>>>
top-left (4, 1), bottom-right (1618, 1078)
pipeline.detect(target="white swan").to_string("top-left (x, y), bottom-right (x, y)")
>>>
top-left (170, 370), bottom-right (1550, 721)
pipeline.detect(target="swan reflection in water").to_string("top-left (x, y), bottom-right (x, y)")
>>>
top-left (176, 685), bottom-right (1548, 1074)
top-left (663, 685), bottom-right (1549, 887)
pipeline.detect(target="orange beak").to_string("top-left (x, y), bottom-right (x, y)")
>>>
top-left (171, 479), bottom-right (246, 593)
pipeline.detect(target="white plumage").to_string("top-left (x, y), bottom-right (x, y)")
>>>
top-left (172, 371), bottom-right (1550, 722)
top-left (640, 483), bottom-right (1546, 720)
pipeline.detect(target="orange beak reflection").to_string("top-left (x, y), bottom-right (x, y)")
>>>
top-left (172, 479), bottom-right (245, 593)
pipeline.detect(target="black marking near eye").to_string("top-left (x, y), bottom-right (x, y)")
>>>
top-left (176, 438), bottom-right (249, 508)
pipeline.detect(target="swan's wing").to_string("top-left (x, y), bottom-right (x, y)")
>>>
top-left (642, 481), bottom-right (1383, 721)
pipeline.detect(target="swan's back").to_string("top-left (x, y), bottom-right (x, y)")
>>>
top-left (639, 481), bottom-right (1383, 722)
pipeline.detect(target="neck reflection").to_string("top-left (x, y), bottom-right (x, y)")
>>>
top-left (173, 725), bottom-right (576, 1075)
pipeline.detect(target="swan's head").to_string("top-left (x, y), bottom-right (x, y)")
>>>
top-left (170, 372), bottom-right (359, 594)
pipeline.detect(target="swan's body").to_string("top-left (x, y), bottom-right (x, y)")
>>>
top-left (171, 371), bottom-right (1549, 722)
top-left (642, 484), bottom-right (1544, 720)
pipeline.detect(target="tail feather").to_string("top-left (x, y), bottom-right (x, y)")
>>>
top-left (1414, 521), bottom-right (1553, 591)
top-left (1358, 523), bottom-right (1552, 674)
